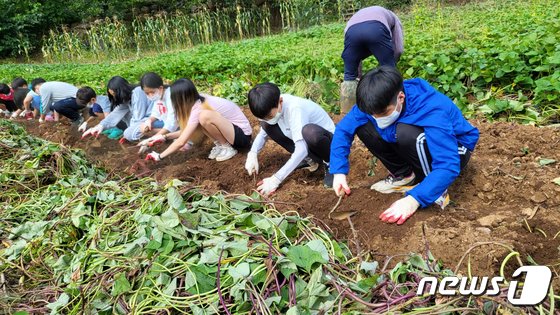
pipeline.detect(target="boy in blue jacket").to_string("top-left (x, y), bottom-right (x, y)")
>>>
top-left (330, 66), bottom-right (479, 225)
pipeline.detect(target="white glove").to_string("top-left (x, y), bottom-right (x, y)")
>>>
top-left (82, 124), bottom-right (104, 139)
top-left (257, 175), bottom-right (281, 196)
top-left (138, 134), bottom-right (166, 147)
top-left (245, 151), bottom-right (259, 175)
top-left (78, 121), bottom-right (88, 132)
top-left (10, 112), bottom-right (18, 119)
top-left (379, 195), bottom-right (420, 225)
top-left (19, 110), bottom-right (28, 117)
top-left (145, 151), bottom-right (161, 161)
top-left (333, 174), bottom-right (351, 196)
top-left (39, 118), bottom-right (44, 123)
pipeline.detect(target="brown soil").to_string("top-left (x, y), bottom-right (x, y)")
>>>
top-left (12, 112), bottom-right (560, 287)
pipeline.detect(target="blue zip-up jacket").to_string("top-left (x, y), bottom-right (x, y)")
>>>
top-left (330, 78), bottom-right (479, 207)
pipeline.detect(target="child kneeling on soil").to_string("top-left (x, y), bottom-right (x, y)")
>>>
top-left (144, 78), bottom-right (252, 162)
top-left (82, 76), bottom-right (153, 142)
top-left (244, 82), bottom-right (336, 196)
top-left (23, 78), bottom-right (46, 120)
top-left (75, 86), bottom-right (118, 133)
top-left (136, 72), bottom-right (178, 149)
top-left (34, 81), bottom-right (81, 124)
top-left (330, 66), bottom-right (479, 225)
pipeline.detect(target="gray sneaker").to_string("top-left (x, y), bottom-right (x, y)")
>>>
top-left (296, 157), bottom-right (319, 172)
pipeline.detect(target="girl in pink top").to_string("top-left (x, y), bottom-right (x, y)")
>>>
top-left (145, 78), bottom-right (252, 162)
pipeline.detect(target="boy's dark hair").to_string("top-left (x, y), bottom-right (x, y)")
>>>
top-left (30, 78), bottom-right (46, 92)
top-left (140, 72), bottom-right (164, 89)
top-left (356, 66), bottom-right (404, 115)
top-left (247, 82), bottom-right (281, 119)
top-left (0, 83), bottom-right (9, 94)
top-left (11, 77), bottom-right (28, 89)
top-left (76, 86), bottom-right (97, 106)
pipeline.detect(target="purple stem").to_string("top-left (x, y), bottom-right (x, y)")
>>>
top-left (289, 274), bottom-right (296, 306)
top-left (216, 248), bottom-right (232, 315)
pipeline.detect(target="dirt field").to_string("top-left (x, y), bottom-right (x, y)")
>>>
top-left (14, 112), bottom-right (560, 284)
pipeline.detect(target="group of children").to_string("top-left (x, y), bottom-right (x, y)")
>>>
top-left (0, 6), bottom-right (479, 225)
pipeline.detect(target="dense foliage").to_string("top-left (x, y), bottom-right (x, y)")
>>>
top-left (1, 0), bottom-right (558, 123)
top-left (0, 119), bottom-right (551, 314)
top-left (0, 0), bottom-right (400, 59)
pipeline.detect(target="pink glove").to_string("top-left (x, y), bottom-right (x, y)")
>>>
top-left (145, 152), bottom-right (161, 161)
top-left (379, 195), bottom-right (420, 225)
top-left (333, 174), bottom-right (351, 196)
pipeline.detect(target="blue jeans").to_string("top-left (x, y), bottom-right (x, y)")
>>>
top-left (342, 21), bottom-right (396, 81)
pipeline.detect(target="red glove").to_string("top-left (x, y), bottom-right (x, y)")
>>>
top-left (379, 195), bottom-right (420, 225)
top-left (145, 152), bottom-right (161, 161)
top-left (119, 137), bottom-right (127, 144)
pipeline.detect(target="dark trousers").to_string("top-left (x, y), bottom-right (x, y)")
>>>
top-left (356, 122), bottom-right (471, 182)
top-left (342, 21), bottom-right (396, 81)
top-left (261, 123), bottom-right (333, 163)
top-left (51, 97), bottom-right (85, 122)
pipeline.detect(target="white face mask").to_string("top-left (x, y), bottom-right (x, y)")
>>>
top-left (374, 103), bottom-right (402, 129)
top-left (265, 111), bottom-right (282, 125)
top-left (148, 92), bottom-right (161, 101)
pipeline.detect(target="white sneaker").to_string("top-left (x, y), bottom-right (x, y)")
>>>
top-left (208, 142), bottom-right (223, 160)
top-left (370, 172), bottom-right (416, 194)
top-left (215, 144), bottom-right (237, 162)
top-left (435, 190), bottom-right (450, 209)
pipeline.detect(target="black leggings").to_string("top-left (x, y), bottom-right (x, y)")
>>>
top-left (261, 122), bottom-right (333, 163)
top-left (356, 122), bottom-right (471, 182)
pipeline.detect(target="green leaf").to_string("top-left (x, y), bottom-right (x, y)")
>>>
top-left (161, 208), bottom-right (180, 228)
top-left (286, 306), bottom-right (300, 315)
top-left (71, 203), bottom-right (90, 228)
top-left (409, 254), bottom-right (430, 271)
top-left (360, 261), bottom-right (378, 275)
top-left (186, 264), bottom-right (217, 294)
top-left (47, 293), bottom-right (70, 314)
top-left (287, 245), bottom-right (327, 273)
top-left (167, 187), bottom-right (185, 209)
top-left (228, 262), bottom-right (251, 281)
top-left (552, 177), bottom-right (560, 186)
top-left (306, 240), bottom-right (329, 262)
top-left (111, 273), bottom-right (131, 296)
top-left (356, 275), bottom-right (380, 293)
top-left (278, 257), bottom-right (298, 278)
top-left (539, 158), bottom-right (556, 166)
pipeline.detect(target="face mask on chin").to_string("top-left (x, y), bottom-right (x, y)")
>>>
top-left (374, 102), bottom-right (402, 129)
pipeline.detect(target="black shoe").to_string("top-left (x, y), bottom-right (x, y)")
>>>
top-left (323, 163), bottom-right (333, 188)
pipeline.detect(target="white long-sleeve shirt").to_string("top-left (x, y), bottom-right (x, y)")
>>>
top-left (250, 94), bottom-right (335, 182)
top-left (100, 86), bottom-right (153, 129)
